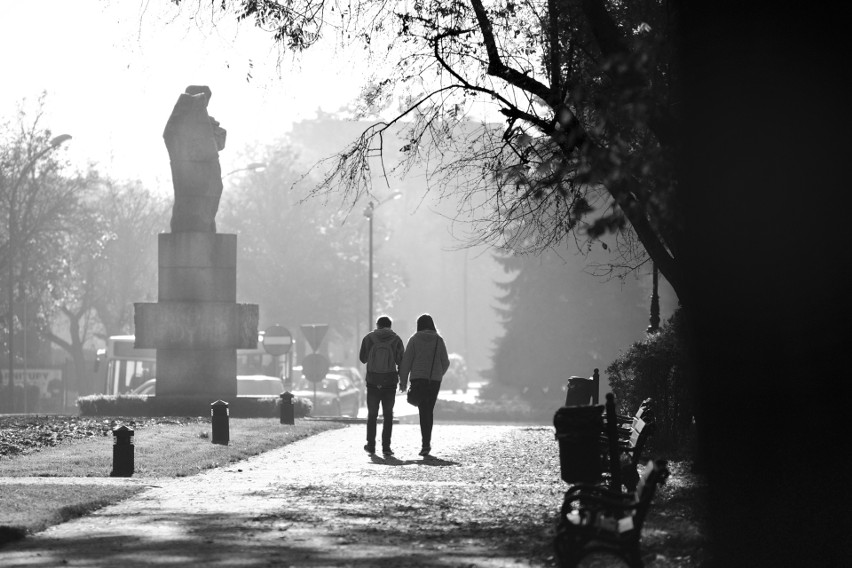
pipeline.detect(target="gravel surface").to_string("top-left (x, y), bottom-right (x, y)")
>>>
top-left (0, 424), bottom-right (562, 567)
top-left (0, 421), bottom-right (706, 567)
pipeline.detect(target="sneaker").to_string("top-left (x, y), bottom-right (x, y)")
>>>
top-left (419, 447), bottom-right (431, 456)
top-left (364, 444), bottom-right (376, 454)
top-left (382, 448), bottom-right (395, 457)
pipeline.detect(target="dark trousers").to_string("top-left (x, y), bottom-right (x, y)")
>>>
top-left (412, 379), bottom-right (441, 449)
top-left (366, 385), bottom-right (396, 450)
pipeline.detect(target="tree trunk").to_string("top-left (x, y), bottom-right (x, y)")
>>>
top-left (680, 2), bottom-right (849, 565)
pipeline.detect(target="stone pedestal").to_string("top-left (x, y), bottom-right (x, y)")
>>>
top-left (134, 233), bottom-right (258, 402)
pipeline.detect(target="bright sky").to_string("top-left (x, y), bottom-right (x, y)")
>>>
top-left (0, 0), bottom-right (368, 193)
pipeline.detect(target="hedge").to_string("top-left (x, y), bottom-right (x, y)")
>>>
top-left (77, 394), bottom-right (313, 418)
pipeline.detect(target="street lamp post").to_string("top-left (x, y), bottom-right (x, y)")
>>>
top-left (5, 134), bottom-right (71, 411)
top-left (647, 262), bottom-right (661, 334)
top-left (363, 191), bottom-right (402, 331)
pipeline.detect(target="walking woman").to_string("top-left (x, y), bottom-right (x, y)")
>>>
top-left (399, 314), bottom-right (450, 457)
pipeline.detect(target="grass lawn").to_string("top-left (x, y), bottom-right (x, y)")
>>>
top-left (0, 484), bottom-right (142, 541)
top-left (0, 418), bottom-right (344, 544)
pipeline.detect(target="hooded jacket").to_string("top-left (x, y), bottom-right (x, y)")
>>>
top-left (359, 327), bottom-right (404, 387)
top-left (398, 330), bottom-right (450, 390)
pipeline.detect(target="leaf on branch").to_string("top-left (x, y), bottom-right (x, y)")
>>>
top-left (587, 213), bottom-right (627, 238)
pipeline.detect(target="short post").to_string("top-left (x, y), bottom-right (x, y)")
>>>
top-left (110, 425), bottom-right (134, 477)
top-left (211, 399), bottom-right (230, 445)
top-left (279, 391), bottom-right (295, 425)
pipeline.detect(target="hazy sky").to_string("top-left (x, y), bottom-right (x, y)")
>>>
top-left (0, 0), bottom-right (369, 192)
top-left (1, 0), bottom-right (676, 374)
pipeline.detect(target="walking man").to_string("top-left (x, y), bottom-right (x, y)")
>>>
top-left (359, 315), bottom-right (405, 457)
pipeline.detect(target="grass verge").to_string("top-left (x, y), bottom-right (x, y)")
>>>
top-left (0, 418), bottom-right (344, 545)
top-left (0, 484), bottom-right (142, 543)
top-left (0, 418), bottom-right (342, 478)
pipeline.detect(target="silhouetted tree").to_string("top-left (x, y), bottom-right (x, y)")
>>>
top-left (172, 0), bottom-right (684, 301)
top-left (489, 246), bottom-right (649, 402)
top-left (1, 96), bottom-right (88, 404)
top-left (218, 142), bottom-right (404, 353)
top-left (88, 179), bottom-right (169, 337)
top-left (33, 176), bottom-right (167, 395)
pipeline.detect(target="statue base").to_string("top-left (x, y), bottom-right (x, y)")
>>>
top-left (134, 232), bottom-right (258, 403)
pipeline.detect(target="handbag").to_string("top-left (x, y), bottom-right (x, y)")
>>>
top-left (406, 382), bottom-right (423, 406)
top-left (407, 340), bottom-right (438, 407)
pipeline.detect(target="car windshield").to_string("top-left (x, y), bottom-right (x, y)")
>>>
top-left (296, 377), bottom-right (340, 392)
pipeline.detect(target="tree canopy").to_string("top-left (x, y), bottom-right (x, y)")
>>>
top-left (2, 94), bottom-right (173, 400)
top-left (174, 0), bottom-right (683, 300)
top-left (217, 141), bottom-right (405, 356)
top-left (490, 244), bottom-right (654, 401)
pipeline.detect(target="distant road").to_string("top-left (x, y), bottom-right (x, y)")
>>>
top-left (358, 382), bottom-right (483, 419)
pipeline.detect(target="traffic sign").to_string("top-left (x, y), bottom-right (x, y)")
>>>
top-left (262, 325), bottom-right (292, 356)
top-left (302, 353), bottom-right (330, 383)
top-left (300, 323), bottom-right (328, 352)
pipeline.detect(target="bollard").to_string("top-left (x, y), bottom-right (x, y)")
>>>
top-left (211, 399), bottom-right (230, 445)
top-left (110, 425), bottom-right (134, 477)
top-left (279, 391), bottom-right (295, 425)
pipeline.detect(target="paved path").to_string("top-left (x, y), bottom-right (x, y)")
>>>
top-left (0, 424), bottom-right (560, 567)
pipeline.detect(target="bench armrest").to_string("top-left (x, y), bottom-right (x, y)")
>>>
top-left (563, 491), bottom-right (640, 517)
top-left (564, 483), bottom-right (634, 502)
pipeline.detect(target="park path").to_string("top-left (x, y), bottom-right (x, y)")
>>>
top-left (0, 423), bottom-right (562, 567)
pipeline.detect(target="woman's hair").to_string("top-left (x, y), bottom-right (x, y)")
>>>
top-left (416, 313), bottom-right (436, 332)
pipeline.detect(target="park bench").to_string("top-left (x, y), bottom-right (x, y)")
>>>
top-left (554, 393), bottom-right (656, 492)
top-left (554, 459), bottom-right (669, 568)
top-left (601, 393), bottom-right (657, 493)
top-left (612, 398), bottom-right (654, 441)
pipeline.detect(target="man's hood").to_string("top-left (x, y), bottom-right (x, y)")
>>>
top-left (371, 328), bottom-right (398, 340)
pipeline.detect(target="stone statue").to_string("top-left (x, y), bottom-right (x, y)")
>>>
top-left (163, 85), bottom-right (227, 232)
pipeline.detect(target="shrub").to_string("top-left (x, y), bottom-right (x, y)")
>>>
top-left (77, 395), bottom-right (312, 418)
top-left (605, 308), bottom-right (696, 454)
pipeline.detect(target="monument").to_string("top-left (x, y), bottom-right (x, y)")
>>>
top-left (134, 86), bottom-right (258, 410)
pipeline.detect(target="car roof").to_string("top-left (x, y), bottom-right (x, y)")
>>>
top-left (237, 375), bottom-right (284, 382)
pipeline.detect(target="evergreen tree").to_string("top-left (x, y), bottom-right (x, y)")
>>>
top-left (489, 247), bottom-right (651, 403)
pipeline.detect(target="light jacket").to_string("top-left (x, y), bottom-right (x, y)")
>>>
top-left (359, 327), bottom-right (404, 387)
top-left (398, 330), bottom-right (450, 390)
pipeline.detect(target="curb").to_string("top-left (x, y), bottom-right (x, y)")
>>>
top-left (304, 416), bottom-right (400, 424)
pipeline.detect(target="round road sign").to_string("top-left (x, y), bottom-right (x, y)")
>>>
top-left (302, 353), bottom-right (330, 382)
top-left (262, 325), bottom-right (292, 356)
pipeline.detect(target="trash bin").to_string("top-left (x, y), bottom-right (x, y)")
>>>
top-left (564, 375), bottom-right (598, 406)
top-left (554, 404), bottom-right (604, 483)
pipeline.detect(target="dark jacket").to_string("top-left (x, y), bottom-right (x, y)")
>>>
top-left (398, 330), bottom-right (450, 391)
top-left (359, 327), bottom-right (404, 387)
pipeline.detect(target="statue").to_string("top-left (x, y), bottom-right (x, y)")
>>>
top-left (163, 85), bottom-right (227, 232)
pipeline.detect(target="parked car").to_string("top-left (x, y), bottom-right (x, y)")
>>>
top-left (129, 376), bottom-right (286, 397)
top-left (330, 365), bottom-right (366, 400)
top-left (291, 373), bottom-right (360, 417)
top-left (441, 353), bottom-right (469, 393)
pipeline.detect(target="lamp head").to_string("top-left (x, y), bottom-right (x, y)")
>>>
top-left (49, 134), bottom-right (72, 147)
